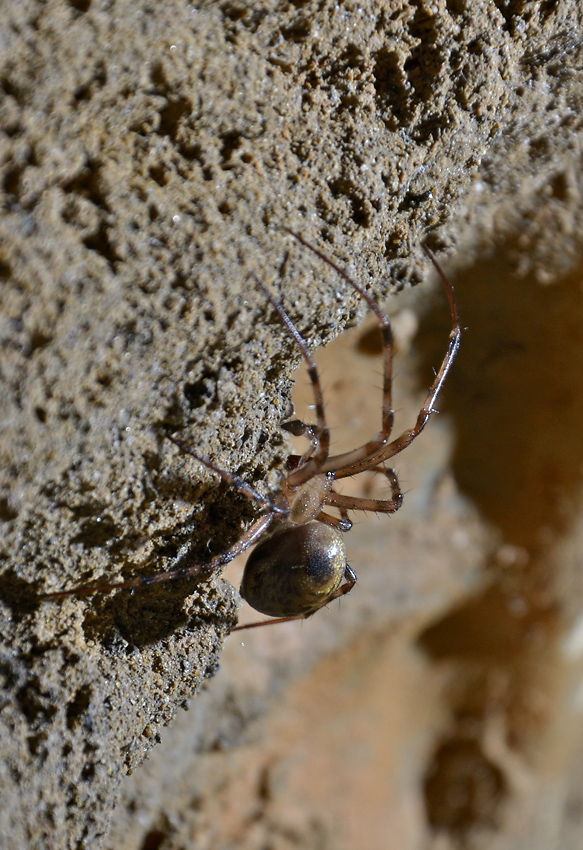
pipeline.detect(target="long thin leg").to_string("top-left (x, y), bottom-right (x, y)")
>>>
top-left (252, 274), bottom-right (330, 487)
top-left (43, 512), bottom-right (275, 599)
top-left (43, 434), bottom-right (284, 600)
top-left (167, 435), bottom-right (286, 515)
top-left (316, 509), bottom-right (352, 532)
top-left (325, 466), bottom-right (403, 515)
top-left (319, 245), bottom-right (460, 478)
top-left (284, 228), bottom-right (395, 470)
top-left (232, 564), bottom-right (357, 631)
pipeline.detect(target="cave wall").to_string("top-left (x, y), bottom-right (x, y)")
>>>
top-left (1, 1), bottom-right (583, 847)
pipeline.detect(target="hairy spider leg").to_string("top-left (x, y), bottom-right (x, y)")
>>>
top-left (42, 270), bottom-right (335, 604)
top-left (42, 437), bottom-right (283, 600)
top-left (283, 231), bottom-right (460, 479)
top-left (251, 274), bottom-right (331, 487)
top-left (282, 228), bottom-right (395, 487)
top-left (323, 247), bottom-right (460, 478)
top-left (324, 466), bottom-right (403, 515)
top-left (43, 512), bottom-right (274, 600)
top-left (316, 509), bottom-right (353, 532)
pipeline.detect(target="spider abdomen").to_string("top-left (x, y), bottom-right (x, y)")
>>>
top-left (240, 521), bottom-right (347, 618)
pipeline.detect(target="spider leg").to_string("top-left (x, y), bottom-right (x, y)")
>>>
top-left (43, 512), bottom-right (276, 599)
top-left (316, 509), bottom-right (353, 532)
top-left (284, 228), bottom-right (395, 462)
top-left (252, 273), bottom-right (330, 488)
top-left (44, 434), bottom-right (287, 600)
top-left (319, 246), bottom-right (460, 479)
top-left (325, 489), bottom-right (401, 515)
top-left (325, 466), bottom-right (403, 515)
top-left (167, 434), bottom-right (284, 514)
top-left (232, 564), bottom-right (357, 631)
top-left (284, 230), bottom-right (459, 479)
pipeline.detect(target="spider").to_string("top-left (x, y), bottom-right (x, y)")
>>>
top-left (44, 230), bottom-right (460, 631)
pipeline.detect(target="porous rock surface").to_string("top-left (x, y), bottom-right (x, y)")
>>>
top-left (1, 1), bottom-right (583, 848)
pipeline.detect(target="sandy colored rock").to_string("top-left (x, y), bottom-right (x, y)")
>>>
top-left (1, 1), bottom-right (583, 848)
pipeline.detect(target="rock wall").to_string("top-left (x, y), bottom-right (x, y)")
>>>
top-left (1, 1), bottom-right (583, 847)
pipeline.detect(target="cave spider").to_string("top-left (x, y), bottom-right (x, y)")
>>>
top-left (45, 230), bottom-right (460, 631)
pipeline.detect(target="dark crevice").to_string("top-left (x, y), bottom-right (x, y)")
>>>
top-left (67, 0), bottom-right (92, 12)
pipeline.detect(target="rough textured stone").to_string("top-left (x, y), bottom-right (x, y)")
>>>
top-left (1, 0), bottom-right (583, 848)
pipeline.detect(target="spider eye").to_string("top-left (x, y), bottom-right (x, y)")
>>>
top-left (240, 521), bottom-right (347, 618)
